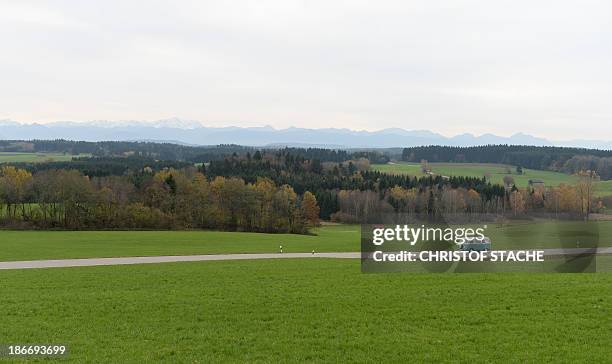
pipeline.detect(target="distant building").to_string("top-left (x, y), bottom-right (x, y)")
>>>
top-left (528, 179), bottom-right (545, 190)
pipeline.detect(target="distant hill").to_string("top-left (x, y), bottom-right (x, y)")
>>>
top-left (2, 138), bottom-right (611, 180)
top-left (0, 119), bottom-right (610, 149)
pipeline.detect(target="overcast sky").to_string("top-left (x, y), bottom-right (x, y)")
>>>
top-left (1, 0), bottom-right (611, 139)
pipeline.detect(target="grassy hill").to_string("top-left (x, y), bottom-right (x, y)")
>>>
top-left (373, 161), bottom-right (612, 197)
top-left (373, 162), bottom-right (577, 187)
top-left (0, 152), bottom-right (88, 163)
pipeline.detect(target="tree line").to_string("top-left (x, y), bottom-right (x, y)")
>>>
top-left (561, 155), bottom-right (612, 180)
top-left (9, 156), bottom-right (194, 178)
top-left (0, 166), bottom-right (320, 232)
top-left (0, 140), bottom-right (365, 164)
top-left (0, 140), bottom-right (253, 162)
top-left (205, 151), bottom-right (503, 219)
top-left (332, 171), bottom-right (600, 223)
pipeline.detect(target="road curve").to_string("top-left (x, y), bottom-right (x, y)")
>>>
top-left (0, 248), bottom-right (610, 270)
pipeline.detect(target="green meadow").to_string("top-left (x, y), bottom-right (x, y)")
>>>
top-left (1, 221), bottom-right (611, 262)
top-left (0, 225), bottom-right (359, 261)
top-left (372, 162), bottom-right (612, 197)
top-left (372, 162), bottom-right (577, 187)
top-left (0, 152), bottom-right (88, 163)
top-left (1, 222), bottom-right (610, 362)
top-left (0, 259), bottom-right (610, 362)
top-left (595, 180), bottom-right (612, 197)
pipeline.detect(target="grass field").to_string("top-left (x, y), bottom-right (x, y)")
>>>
top-left (0, 225), bottom-right (359, 261)
top-left (1, 221), bottom-right (611, 261)
top-left (372, 162), bottom-right (612, 197)
top-left (372, 162), bottom-right (612, 196)
top-left (595, 180), bottom-right (612, 197)
top-left (1, 223), bottom-right (610, 362)
top-left (0, 152), bottom-right (88, 163)
top-left (0, 259), bottom-right (610, 362)
top-left (372, 162), bottom-right (578, 188)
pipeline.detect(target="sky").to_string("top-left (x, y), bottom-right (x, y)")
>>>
top-left (1, 0), bottom-right (611, 139)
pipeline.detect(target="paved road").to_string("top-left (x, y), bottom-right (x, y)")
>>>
top-left (0, 248), bottom-right (610, 270)
top-left (0, 252), bottom-right (360, 270)
top-left (535, 247), bottom-right (612, 256)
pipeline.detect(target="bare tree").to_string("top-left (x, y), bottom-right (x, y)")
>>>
top-left (576, 170), bottom-right (598, 220)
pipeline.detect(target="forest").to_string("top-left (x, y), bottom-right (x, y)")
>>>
top-left (0, 145), bottom-right (602, 231)
top-left (205, 150), bottom-right (504, 219)
top-left (0, 140), bottom-right (253, 161)
top-left (10, 157), bottom-right (194, 177)
top-left (0, 140), bottom-right (367, 163)
top-left (0, 165), bottom-right (319, 233)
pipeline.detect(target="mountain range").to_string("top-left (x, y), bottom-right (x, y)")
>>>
top-left (0, 118), bottom-right (609, 149)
